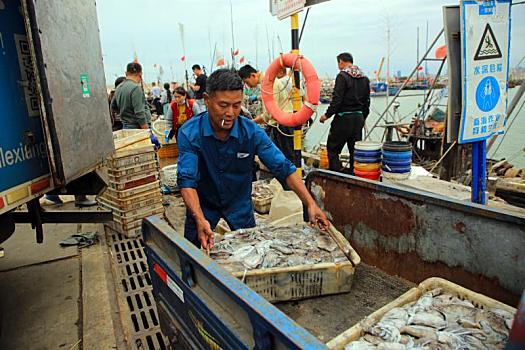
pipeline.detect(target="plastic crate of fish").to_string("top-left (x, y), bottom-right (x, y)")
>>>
top-left (107, 149), bottom-right (156, 169)
top-left (210, 223), bottom-right (360, 303)
top-left (327, 277), bottom-right (517, 350)
top-left (107, 168), bottom-right (158, 185)
top-left (104, 220), bottom-right (142, 238)
top-left (107, 174), bottom-right (158, 191)
top-left (112, 129), bottom-right (151, 150)
top-left (98, 188), bottom-right (161, 212)
top-left (107, 160), bottom-right (157, 177)
top-left (252, 180), bottom-right (274, 214)
top-left (102, 180), bottom-right (161, 200)
top-left (100, 198), bottom-right (163, 220)
top-left (109, 203), bottom-right (164, 226)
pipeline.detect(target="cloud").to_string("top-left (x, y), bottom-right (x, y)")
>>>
top-left (96, 0), bottom-right (525, 83)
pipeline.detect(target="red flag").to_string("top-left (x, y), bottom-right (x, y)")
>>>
top-left (233, 49), bottom-right (239, 56)
top-left (181, 55), bottom-right (186, 62)
top-left (416, 66), bottom-right (423, 71)
top-left (239, 56), bottom-right (245, 64)
top-left (435, 45), bottom-right (447, 59)
top-left (216, 58), bottom-right (225, 66)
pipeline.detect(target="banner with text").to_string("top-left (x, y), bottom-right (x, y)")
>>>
top-left (270, 0), bottom-right (306, 20)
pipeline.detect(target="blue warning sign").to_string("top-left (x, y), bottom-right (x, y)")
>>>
top-left (475, 76), bottom-right (500, 112)
top-left (459, 0), bottom-right (511, 144)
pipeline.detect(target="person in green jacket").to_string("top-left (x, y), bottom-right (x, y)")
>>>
top-left (111, 62), bottom-right (152, 129)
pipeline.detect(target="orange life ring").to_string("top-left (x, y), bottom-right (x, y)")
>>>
top-left (261, 53), bottom-right (321, 127)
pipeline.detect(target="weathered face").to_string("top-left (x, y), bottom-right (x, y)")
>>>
top-left (193, 68), bottom-right (200, 76)
top-left (337, 60), bottom-right (345, 71)
top-left (204, 90), bottom-right (243, 131)
top-left (242, 73), bottom-right (259, 88)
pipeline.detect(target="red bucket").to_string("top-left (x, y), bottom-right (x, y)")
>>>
top-left (354, 169), bottom-right (381, 181)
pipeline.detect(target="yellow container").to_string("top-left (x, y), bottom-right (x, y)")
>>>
top-left (354, 162), bottom-right (381, 172)
top-left (158, 143), bottom-right (179, 158)
top-left (318, 144), bottom-right (329, 169)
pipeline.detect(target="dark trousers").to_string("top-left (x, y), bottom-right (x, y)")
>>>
top-left (327, 114), bottom-right (365, 173)
top-left (269, 125), bottom-right (295, 163)
top-left (269, 124), bottom-right (295, 190)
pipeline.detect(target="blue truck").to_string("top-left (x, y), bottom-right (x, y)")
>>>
top-left (0, 0), bottom-right (114, 245)
top-left (143, 171), bottom-right (525, 349)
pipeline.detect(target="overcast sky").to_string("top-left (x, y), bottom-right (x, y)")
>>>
top-left (96, 0), bottom-right (525, 85)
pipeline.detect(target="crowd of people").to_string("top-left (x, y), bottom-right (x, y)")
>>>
top-left (105, 53), bottom-right (370, 250)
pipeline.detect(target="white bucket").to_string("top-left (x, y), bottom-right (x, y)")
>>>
top-left (162, 164), bottom-right (178, 188)
top-left (355, 141), bottom-right (382, 151)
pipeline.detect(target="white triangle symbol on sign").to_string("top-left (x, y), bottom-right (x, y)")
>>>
top-left (474, 23), bottom-right (502, 61)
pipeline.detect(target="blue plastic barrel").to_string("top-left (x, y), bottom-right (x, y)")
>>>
top-left (382, 141), bottom-right (412, 179)
top-left (354, 156), bottom-right (382, 164)
top-left (382, 150), bottom-right (412, 161)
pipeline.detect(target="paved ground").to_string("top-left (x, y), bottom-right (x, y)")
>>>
top-left (0, 221), bottom-right (121, 350)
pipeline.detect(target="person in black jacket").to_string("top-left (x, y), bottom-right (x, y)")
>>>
top-left (320, 52), bottom-right (370, 173)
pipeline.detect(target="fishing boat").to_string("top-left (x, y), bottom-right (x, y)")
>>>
top-left (370, 81), bottom-right (399, 97)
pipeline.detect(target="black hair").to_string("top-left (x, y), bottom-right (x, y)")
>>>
top-left (126, 62), bottom-right (142, 74)
top-left (237, 64), bottom-right (257, 80)
top-left (114, 76), bottom-right (126, 88)
top-left (337, 52), bottom-right (353, 63)
top-left (174, 86), bottom-right (187, 96)
top-left (206, 69), bottom-right (243, 96)
top-left (192, 64), bottom-right (201, 71)
top-left (163, 82), bottom-right (170, 90)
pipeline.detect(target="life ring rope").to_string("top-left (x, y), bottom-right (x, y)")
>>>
top-left (261, 53), bottom-right (321, 127)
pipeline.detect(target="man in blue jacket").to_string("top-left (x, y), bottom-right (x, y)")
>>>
top-left (177, 69), bottom-right (329, 250)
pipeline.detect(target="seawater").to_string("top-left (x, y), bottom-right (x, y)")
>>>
top-left (304, 87), bottom-right (525, 168)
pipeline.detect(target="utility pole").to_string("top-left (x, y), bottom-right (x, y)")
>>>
top-left (291, 13), bottom-right (302, 176)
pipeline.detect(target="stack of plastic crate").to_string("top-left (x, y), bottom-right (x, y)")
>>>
top-left (99, 130), bottom-right (163, 237)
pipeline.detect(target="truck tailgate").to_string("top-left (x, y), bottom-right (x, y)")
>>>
top-left (143, 216), bottom-right (328, 350)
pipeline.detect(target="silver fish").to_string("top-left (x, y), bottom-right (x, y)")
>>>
top-left (243, 250), bottom-right (263, 269)
top-left (287, 254), bottom-right (306, 267)
top-left (262, 251), bottom-right (281, 269)
top-left (344, 340), bottom-right (376, 350)
top-left (367, 323), bottom-right (402, 343)
top-left (271, 240), bottom-right (293, 255)
top-left (408, 311), bottom-right (447, 329)
top-left (231, 245), bottom-right (256, 261)
top-left (316, 235), bottom-right (337, 252)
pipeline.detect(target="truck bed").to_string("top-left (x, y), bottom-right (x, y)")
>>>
top-left (162, 195), bottom-right (414, 344)
top-left (276, 263), bottom-right (414, 342)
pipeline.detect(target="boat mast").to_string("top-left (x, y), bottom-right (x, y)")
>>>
top-left (416, 26), bottom-right (420, 81)
top-left (229, 0), bottom-right (236, 69)
top-left (385, 18), bottom-right (391, 116)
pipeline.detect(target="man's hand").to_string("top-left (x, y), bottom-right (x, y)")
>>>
top-left (307, 202), bottom-right (330, 231)
top-left (319, 114), bottom-right (328, 123)
top-left (196, 218), bottom-right (214, 252)
top-left (252, 115), bottom-right (265, 124)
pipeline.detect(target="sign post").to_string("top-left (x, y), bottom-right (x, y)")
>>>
top-left (459, 0), bottom-right (511, 204)
top-left (270, 0), bottom-right (329, 175)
